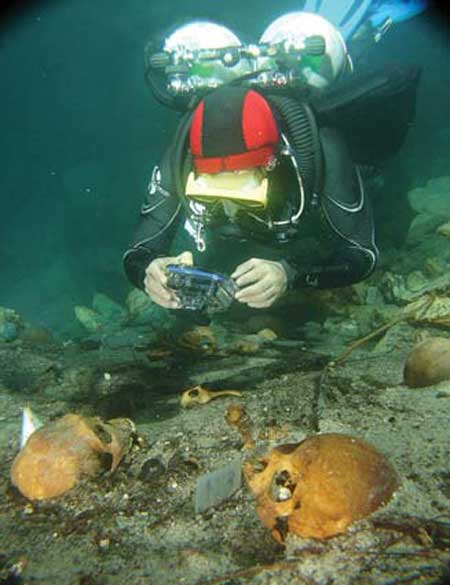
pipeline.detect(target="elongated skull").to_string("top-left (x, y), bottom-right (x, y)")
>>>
top-left (244, 433), bottom-right (398, 542)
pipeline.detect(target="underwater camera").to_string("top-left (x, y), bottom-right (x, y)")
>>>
top-left (144, 14), bottom-right (350, 108)
top-left (166, 265), bottom-right (238, 313)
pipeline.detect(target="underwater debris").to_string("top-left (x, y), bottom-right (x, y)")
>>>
top-left (436, 220), bottom-right (450, 239)
top-left (381, 269), bottom-right (450, 305)
top-left (405, 293), bottom-right (450, 328)
top-left (404, 337), bottom-right (450, 388)
top-left (11, 414), bottom-right (135, 500)
top-left (228, 328), bottom-right (279, 354)
top-left (180, 385), bottom-right (242, 408)
top-left (244, 433), bottom-right (398, 542)
top-left (20, 406), bottom-right (43, 449)
top-left (194, 458), bottom-right (242, 514)
top-left (0, 307), bottom-right (23, 342)
top-left (225, 404), bottom-right (255, 449)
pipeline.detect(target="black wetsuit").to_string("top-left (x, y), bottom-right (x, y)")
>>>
top-left (124, 65), bottom-right (421, 295)
top-left (123, 108), bottom-right (378, 292)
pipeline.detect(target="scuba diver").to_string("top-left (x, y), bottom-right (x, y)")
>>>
top-left (123, 0), bottom-right (426, 313)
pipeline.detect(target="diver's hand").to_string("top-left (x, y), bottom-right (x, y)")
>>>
top-left (144, 251), bottom-right (193, 309)
top-left (232, 258), bottom-right (287, 308)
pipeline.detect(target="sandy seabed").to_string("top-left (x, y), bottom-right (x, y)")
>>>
top-left (0, 320), bottom-right (449, 585)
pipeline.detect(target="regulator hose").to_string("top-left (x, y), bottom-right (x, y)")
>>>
top-left (268, 95), bottom-right (323, 198)
top-left (170, 111), bottom-right (194, 213)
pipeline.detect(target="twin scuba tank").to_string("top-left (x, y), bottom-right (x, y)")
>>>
top-left (145, 12), bottom-right (352, 109)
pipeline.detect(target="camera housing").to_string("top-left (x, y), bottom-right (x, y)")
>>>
top-left (166, 265), bottom-right (238, 312)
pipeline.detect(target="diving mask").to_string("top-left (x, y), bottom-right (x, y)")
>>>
top-left (185, 169), bottom-right (269, 209)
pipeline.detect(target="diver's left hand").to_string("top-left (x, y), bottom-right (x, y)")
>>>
top-left (232, 258), bottom-right (288, 308)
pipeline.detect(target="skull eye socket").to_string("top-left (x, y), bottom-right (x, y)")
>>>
top-left (93, 424), bottom-right (112, 444)
top-left (189, 388), bottom-right (200, 398)
top-left (250, 458), bottom-right (268, 474)
top-left (270, 469), bottom-right (296, 502)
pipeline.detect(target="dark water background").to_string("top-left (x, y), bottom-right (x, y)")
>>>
top-left (0, 1), bottom-right (449, 333)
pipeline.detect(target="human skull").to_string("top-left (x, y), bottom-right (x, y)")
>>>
top-left (11, 414), bottom-right (135, 500)
top-left (244, 433), bottom-right (398, 542)
top-left (404, 337), bottom-right (450, 387)
top-left (178, 325), bottom-right (217, 354)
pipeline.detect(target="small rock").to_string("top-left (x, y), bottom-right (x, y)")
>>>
top-left (405, 270), bottom-right (427, 293)
top-left (0, 321), bottom-right (18, 342)
top-left (74, 306), bottom-right (103, 333)
top-left (93, 292), bottom-right (126, 320)
top-left (436, 221), bottom-right (450, 239)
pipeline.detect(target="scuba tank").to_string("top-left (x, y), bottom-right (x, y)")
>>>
top-left (144, 13), bottom-right (350, 110)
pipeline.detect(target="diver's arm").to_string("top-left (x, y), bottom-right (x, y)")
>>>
top-left (123, 163), bottom-right (182, 291)
top-left (280, 243), bottom-right (376, 289)
top-left (280, 126), bottom-right (378, 290)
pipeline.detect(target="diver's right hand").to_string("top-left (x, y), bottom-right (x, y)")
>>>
top-left (144, 251), bottom-right (193, 309)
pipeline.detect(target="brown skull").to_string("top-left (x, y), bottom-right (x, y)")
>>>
top-left (11, 414), bottom-right (135, 500)
top-left (178, 326), bottom-right (217, 354)
top-left (244, 433), bottom-right (399, 542)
